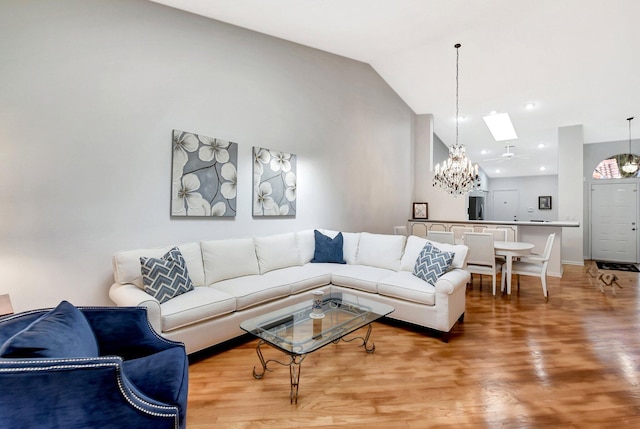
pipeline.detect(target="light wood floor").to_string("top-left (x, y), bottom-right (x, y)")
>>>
top-left (186, 263), bottom-right (640, 428)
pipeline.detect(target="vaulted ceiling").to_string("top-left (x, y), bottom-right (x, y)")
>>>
top-left (149, 0), bottom-right (640, 177)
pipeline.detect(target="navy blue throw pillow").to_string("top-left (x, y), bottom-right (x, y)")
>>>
top-left (0, 300), bottom-right (99, 358)
top-left (311, 230), bottom-right (346, 264)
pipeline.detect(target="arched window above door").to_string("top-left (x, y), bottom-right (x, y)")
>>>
top-left (592, 153), bottom-right (640, 179)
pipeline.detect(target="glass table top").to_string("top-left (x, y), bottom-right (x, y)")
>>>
top-left (240, 292), bottom-right (394, 355)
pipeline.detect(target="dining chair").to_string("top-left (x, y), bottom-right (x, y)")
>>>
top-left (463, 232), bottom-right (503, 296)
top-left (394, 225), bottom-right (408, 236)
top-left (450, 226), bottom-right (473, 244)
top-left (482, 228), bottom-right (508, 242)
top-left (503, 233), bottom-right (556, 301)
top-left (426, 231), bottom-right (455, 245)
top-left (483, 228), bottom-right (509, 263)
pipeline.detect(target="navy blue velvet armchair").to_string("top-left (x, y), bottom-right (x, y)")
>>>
top-left (0, 303), bottom-right (188, 429)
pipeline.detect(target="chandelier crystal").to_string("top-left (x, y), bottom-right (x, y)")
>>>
top-left (433, 43), bottom-right (480, 195)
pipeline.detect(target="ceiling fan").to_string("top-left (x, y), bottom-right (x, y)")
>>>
top-left (483, 144), bottom-right (530, 163)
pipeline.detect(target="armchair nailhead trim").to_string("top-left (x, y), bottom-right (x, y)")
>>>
top-left (0, 359), bottom-right (179, 429)
top-left (115, 367), bottom-right (179, 429)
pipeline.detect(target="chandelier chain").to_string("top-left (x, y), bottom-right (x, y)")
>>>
top-left (455, 44), bottom-right (459, 147)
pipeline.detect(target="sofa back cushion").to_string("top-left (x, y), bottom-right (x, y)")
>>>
top-left (401, 235), bottom-right (468, 271)
top-left (202, 238), bottom-right (260, 285)
top-left (254, 232), bottom-right (302, 274)
top-left (112, 242), bottom-right (204, 289)
top-left (356, 232), bottom-right (405, 271)
top-left (321, 229), bottom-right (361, 264)
top-left (0, 301), bottom-right (99, 358)
top-left (296, 230), bottom-right (315, 264)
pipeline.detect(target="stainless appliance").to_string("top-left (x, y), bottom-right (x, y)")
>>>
top-left (468, 196), bottom-right (484, 220)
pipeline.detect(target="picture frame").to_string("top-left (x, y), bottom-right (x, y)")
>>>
top-left (413, 202), bottom-right (428, 219)
top-left (538, 196), bottom-right (552, 210)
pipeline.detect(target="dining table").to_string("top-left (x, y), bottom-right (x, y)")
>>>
top-left (494, 241), bottom-right (535, 295)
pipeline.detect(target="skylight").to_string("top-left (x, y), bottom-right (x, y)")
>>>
top-left (483, 112), bottom-right (518, 141)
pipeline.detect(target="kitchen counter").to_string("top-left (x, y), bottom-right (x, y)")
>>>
top-left (410, 219), bottom-right (580, 228)
top-left (407, 219), bottom-right (579, 277)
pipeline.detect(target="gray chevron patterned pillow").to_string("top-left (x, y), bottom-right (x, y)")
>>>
top-left (140, 247), bottom-right (194, 303)
top-left (413, 242), bottom-right (454, 286)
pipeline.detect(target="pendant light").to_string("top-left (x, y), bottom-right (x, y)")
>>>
top-left (621, 116), bottom-right (638, 174)
top-left (433, 43), bottom-right (480, 195)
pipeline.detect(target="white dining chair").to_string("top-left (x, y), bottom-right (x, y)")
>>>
top-left (464, 232), bottom-right (503, 296)
top-left (502, 233), bottom-right (556, 302)
top-left (450, 226), bottom-right (473, 244)
top-left (426, 231), bottom-right (455, 245)
top-left (482, 228), bottom-right (508, 242)
top-left (483, 228), bottom-right (509, 263)
top-left (394, 225), bottom-right (408, 236)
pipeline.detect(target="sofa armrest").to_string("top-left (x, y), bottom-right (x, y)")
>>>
top-left (435, 268), bottom-right (471, 294)
top-left (109, 282), bottom-right (162, 334)
top-left (0, 356), bottom-right (180, 429)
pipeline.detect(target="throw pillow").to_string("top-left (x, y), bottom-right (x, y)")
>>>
top-left (413, 242), bottom-right (455, 286)
top-left (140, 246), bottom-right (194, 303)
top-left (311, 230), bottom-right (346, 264)
top-left (0, 300), bottom-right (99, 358)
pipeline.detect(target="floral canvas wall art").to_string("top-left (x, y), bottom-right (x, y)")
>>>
top-left (253, 147), bottom-right (297, 217)
top-left (171, 130), bottom-right (237, 217)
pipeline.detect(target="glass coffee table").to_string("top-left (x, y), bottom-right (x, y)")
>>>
top-left (240, 292), bottom-right (394, 403)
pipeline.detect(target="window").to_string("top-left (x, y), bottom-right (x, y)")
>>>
top-left (592, 154), bottom-right (640, 179)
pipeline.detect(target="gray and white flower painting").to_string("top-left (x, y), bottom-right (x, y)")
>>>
top-left (171, 130), bottom-right (238, 217)
top-left (252, 147), bottom-right (297, 217)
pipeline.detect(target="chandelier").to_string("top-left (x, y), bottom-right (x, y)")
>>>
top-left (621, 116), bottom-right (638, 174)
top-left (433, 43), bottom-right (480, 195)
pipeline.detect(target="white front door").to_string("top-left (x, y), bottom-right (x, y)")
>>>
top-left (492, 190), bottom-right (519, 221)
top-left (590, 183), bottom-right (638, 263)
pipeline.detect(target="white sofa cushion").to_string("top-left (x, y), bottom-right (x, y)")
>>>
top-left (160, 286), bottom-right (237, 332)
top-left (296, 230), bottom-right (315, 264)
top-left (212, 275), bottom-right (291, 311)
top-left (330, 265), bottom-right (394, 293)
top-left (377, 271), bottom-right (436, 306)
top-left (201, 238), bottom-right (259, 285)
top-left (263, 265), bottom-right (333, 294)
top-left (356, 232), bottom-right (405, 271)
top-left (254, 232), bottom-right (302, 274)
top-left (113, 242), bottom-right (204, 289)
top-left (321, 230), bottom-right (360, 264)
top-left (401, 236), bottom-right (468, 271)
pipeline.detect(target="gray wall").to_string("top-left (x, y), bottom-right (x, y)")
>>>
top-left (433, 133), bottom-right (449, 167)
top-left (486, 175), bottom-right (559, 221)
top-left (0, 0), bottom-right (415, 311)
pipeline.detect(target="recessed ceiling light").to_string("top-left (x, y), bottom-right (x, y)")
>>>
top-left (483, 112), bottom-right (518, 141)
top-left (481, 149), bottom-right (489, 155)
top-left (495, 169), bottom-right (501, 174)
top-left (540, 166), bottom-right (546, 171)
top-left (526, 103), bottom-right (536, 110)
top-left (538, 143), bottom-right (545, 148)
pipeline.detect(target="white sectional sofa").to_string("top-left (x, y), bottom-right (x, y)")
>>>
top-left (109, 230), bottom-right (470, 354)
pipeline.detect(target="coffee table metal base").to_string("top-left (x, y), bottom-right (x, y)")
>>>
top-left (251, 324), bottom-right (376, 403)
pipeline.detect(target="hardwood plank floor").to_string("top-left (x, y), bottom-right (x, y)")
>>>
top-left (186, 264), bottom-right (640, 428)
